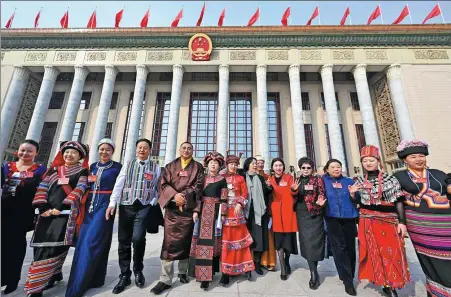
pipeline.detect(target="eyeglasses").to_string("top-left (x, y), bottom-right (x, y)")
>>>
top-left (301, 166), bottom-right (312, 170)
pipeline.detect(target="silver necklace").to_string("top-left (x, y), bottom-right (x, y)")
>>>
top-left (89, 161), bottom-right (114, 213)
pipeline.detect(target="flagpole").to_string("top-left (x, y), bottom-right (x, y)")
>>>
top-left (407, 3), bottom-right (413, 24)
top-left (318, 6), bottom-right (321, 25)
top-left (379, 4), bottom-right (384, 24)
top-left (438, 2), bottom-right (446, 24)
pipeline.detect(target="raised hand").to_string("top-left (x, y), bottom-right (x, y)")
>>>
top-left (316, 195), bottom-right (327, 206)
top-left (348, 183), bottom-right (361, 198)
top-left (291, 178), bottom-right (301, 191)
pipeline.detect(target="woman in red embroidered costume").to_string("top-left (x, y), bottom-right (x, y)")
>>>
top-left (350, 145), bottom-right (410, 297)
top-left (188, 152), bottom-right (228, 290)
top-left (1, 140), bottom-right (47, 295)
top-left (24, 141), bottom-right (89, 297)
top-left (393, 140), bottom-right (451, 297)
top-left (269, 158), bottom-right (298, 281)
top-left (219, 152), bottom-right (254, 286)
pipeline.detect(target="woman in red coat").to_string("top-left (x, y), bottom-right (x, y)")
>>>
top-left (269, 158), bottom-right (298, 280)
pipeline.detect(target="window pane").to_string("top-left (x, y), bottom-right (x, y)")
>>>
top-left (229, 93), bottom-right (253, 159)
top-left (267, 93), bottom-right (283, 159)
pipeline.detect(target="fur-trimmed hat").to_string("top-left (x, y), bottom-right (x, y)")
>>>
top-left (203, 151), bottom-right (225, 168)
top-left (396, 139), bottom-right (429, 159)
top-left (52, 141), bottom-right (89, 169)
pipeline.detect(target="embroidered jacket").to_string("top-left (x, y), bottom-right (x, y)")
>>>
top-left (292, 175), bottom-right (326, 215)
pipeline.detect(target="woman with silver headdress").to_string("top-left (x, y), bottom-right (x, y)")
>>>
top-left (393, 139), bottom-right (451, 297)
top-left (66, 139), bottom-right (122, 297)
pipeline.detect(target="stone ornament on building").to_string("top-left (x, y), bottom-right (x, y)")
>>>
top-left (189, 33), bottom-right (213, 61)
top-left (85, 51), bottom-right (107, 61)
top-left (147, 51), bottom-right (173, 61)
top-left (365, 50), bottom-right (388, 60)
top-left (413, 49), bottom-right (449, 60)
top-left (25, 52), bottom-right (47, 62)
top-left (229, 50), bottom-right (256, 60)
top-left (116, 51), bottom-right (138, 62)
top-left (332, 50), bottom-right (355, 60)
top-left (267, 50), bottom-right (289, 61)
top-left (55, 52), bottom-right (77, 62)
top-left (299, 50), bottom-right (322, 60)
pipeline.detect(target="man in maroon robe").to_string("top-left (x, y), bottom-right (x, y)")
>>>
top-left (150, 142), bottom-right (204, 295)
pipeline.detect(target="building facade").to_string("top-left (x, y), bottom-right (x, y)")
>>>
top-left (1, 25), bottom-right (451, 173)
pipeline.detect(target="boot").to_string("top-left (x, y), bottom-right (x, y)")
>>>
top-left (200, 281), bottom-right (209, 290)
top-left (284, 253), bottom-right (291, 274)
top-left (277, 249), bottom-right (287, 281)
top-left (309, 270), bottom-right (320, 290)
top-left (344, 284), bottom-right (357, 296)
top-left (44, 272), bottom-right (63, 290)
top-left (4, 283), bottom-right (18, 295)
top-left (219, 274), bottom-right (229, 286)
top-left (382, 287), bottom-right (398, 297)
top-left (254, 261), bottom-right (264, 275)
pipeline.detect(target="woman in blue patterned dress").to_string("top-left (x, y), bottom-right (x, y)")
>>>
top-left (66, 139), bottom-right (122, 297)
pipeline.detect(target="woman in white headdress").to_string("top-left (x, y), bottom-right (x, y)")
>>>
top-left (66, 139), bottom-right (122, 297)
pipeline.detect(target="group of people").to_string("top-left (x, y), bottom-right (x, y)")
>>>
top-left (1, 137), bottom-right (450, 297)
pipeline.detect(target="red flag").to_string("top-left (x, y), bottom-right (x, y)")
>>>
top-left (5, 11), bottom-right (15, 28)
top-left (423, 4), bottom-right (441, 24)
top-left (171, 8), bottom-right (183, 27)
top-left (367, 5), bottom-right (381, 25)
top-left (115, 9), bottom-right (123, 28)
top-left (306, 6), bottom-right (319, 26)
top-left (281, 7), bottom-right (290, 26)
top-left (60, 10), bottom-right (69, 28)
top-left (340, 7), bottom-right (350, 25)
top-left (87, 11), bottom-right (97, 29)
top-left (196, 3), bottom-right (206, 27)
top-left (218, 8), bottom-right (225, 26)
top-left (247, 7), bottom-right (260, 26)
top-left (392, 5), bottom-right (409, 25)
top-left (34, 9), bottom-right (41, 28)
top-left (140, 9), bottom-right (149, 28)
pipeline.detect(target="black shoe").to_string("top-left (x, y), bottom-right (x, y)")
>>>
top-left (254, 262), bottom-right (264, 275)
top-left (44, 272), bottom-right (64, 290)
top-left (28, 293), bottom-right (43, 297)
top-left (134, 271), bottom-right (145, 288)
top-left (382, 287), bottom-right (398, 297)
top-left (345, 284), bottom-right (357, 296)
top-left (309, 271), bottom-right (320, 290)
top-left (4, 284), bottom-right (18, 294)
top-left (200, 281), bottom-right (209, 290)
top-left (245, 271), bottom-right (252, 280)
top-left (150, 282), bottom-right (171, 295)
top-left (280, 274), bottom-right (288, 281)
top-left (219, 274), bottom-right (229, 286)
top-left (112, 275), bottom-right (131, 294)
top-left (178, 274), bottom-right (189, 284)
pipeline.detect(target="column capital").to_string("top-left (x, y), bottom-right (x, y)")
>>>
top-left (219, 64), bottom-right (229, 74)
top-left (13, 65), bottom-right (31, 79)
top-left (320, 64), bottom-right (333, 78)
top-left (288, 64), bottom-right (300, 77)
top-left (256, 64), bottom-right (267, 79)
top-left (74, 65), bottom-right (90, 80)
top-left (136, 64), bottom-right (149, 80)
top-left (104, 65), bottom-right (118, 80)
top-left (386, 64), bottom-right (402, 80)
top-left (172, 64), bottom-right (184, 77)
top-left (351, 63), bottom-right (367, 75)
top-left (43, 65), bottom-right (60, 81)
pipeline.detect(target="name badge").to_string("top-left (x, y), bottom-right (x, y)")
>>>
top-left (279, 181), bottom-right (288, 187)
top-left (304, 185), bottom-right (314, 191)
top-left (144, 172), bottom-right (154, 181)
top-left (332, 183), bottom-right (342, 189)
top-left (58, 177), bottom-right (69, 185)
top-left (413, 178), bottom-right (427, 183)
top-left (178, 171), bottom-right (188, 177)
top-left (88, 175), bottom-right (97, 183)
top-left (20, 171), bottom-right (34, 178)
top-left (227, 183), bottom-right (234, 190)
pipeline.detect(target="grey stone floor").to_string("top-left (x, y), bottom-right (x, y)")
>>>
top-left (2, 221), bottom-right (427, 297)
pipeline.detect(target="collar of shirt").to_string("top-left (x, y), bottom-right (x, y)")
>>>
top-left (136, 159), bottom-right (149, 166)
top-left (181, 157), bottom-right (192, 169)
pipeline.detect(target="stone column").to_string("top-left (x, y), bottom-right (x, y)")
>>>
top-left (0, 66), bottom-right (31, 159)
top-left (26, 65), bottom-right (60, 141)
top-left (386, 64), bottom-right (415, 140)
top-left (288, 64), bottom-right (307, 161)
top-left (256, 64), bottom-right (270, 170)
top-left (164, 64), bottom-right (184, 165)
top-left (58, 65), bottom-right (90, 142)
top-left (217, 64), bottom-right (230, 157)
top-left (89, 65), bottom-right (119, 162)
top-left (352, 64), bottom-right (381, 148)
top-left (320, 64), bottom-right (347, 173)
top-left (123, 65), bottom-right (149, 165)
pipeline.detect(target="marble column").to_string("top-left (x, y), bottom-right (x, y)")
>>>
top-left (58, 65), bottom-right (90, 142)
top-left (164, 64), bottom-right (184, 165)
top-left (288, 64), bottom-right (307, 161)
top-left (352, 64), bottom-right (381, 148)
top-left (386, 64), bottom-right (415, 140)
top-left (123, 65), bottom-right (149, 165)
top-left (320, 64), bottom-right (347, 173)
top-left (89, 65), bottom-right (119, 162)
top-left (256, 64), bottom-right (270, 170)
top-left (26, 65), bottom-right (60, 141)
top-left (0, 66), bottom-right (31, 159)
top-left (217, 64), bottom-right (230, 157)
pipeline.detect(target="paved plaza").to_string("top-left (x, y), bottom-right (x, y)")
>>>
top-left (2, 221), bottom-right (427, 297)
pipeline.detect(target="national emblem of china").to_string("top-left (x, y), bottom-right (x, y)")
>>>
top-left (188, 33), bottom-right (213, 61)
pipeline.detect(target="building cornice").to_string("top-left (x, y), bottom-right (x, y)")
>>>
top-left (2, 25), bottom-right (451, 49)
